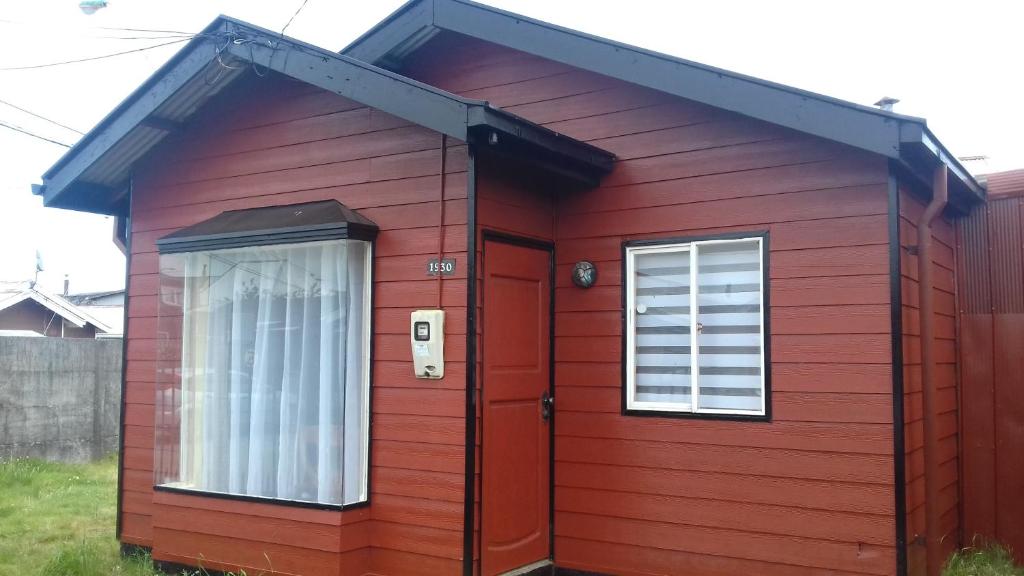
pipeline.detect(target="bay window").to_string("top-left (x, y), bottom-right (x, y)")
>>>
top-left (154, 201), bottom-right (375, 507)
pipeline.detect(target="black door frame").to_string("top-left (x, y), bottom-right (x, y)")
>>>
top-left (475, 230), bottom-right (557, 573)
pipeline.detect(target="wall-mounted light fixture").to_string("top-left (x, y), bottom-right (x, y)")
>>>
top-left (571, 260), bottom-right (597, 288)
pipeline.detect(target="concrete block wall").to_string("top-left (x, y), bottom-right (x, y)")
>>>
top-left (0, 336), bottom-right (122, 462)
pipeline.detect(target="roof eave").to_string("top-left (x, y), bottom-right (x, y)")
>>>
top-left (36, 15), bottom-right (613, 215)
top-left (342, 0), bottom-right (982, 207)
top-left (343, 0), bottom-right (436, 69)
top-left (898, 121), bottom-right (986, 209)
top-left (467, 106), bottom-right (615, 186)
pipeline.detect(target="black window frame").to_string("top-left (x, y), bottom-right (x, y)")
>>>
top-left (620, 230), bottom-right (772, 422)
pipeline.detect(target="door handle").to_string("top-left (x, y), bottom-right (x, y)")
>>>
top-left (541, 390), bottom-right (554, 421)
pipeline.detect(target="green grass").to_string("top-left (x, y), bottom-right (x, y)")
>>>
top-left (6, 456), bottom-right (1021, 576)
top-left (0, 454), bottom-right (127, 576)
top-left (945, 544), bottom-right (1024, 576)
top-left (0, 455), bottom-right (243, 576)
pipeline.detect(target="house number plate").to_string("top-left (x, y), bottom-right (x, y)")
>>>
top-left (427, 258), bottom-right (456, 276)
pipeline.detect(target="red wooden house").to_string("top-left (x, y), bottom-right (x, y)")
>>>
top-left (35, 2), bottom-right (989, 575)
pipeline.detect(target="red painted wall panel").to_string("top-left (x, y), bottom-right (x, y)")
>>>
top-left (116, 26), bottom-right (944, 575)
top-left (899, 188), bottom-right (961, 576)
top-left (122, 73), bottom-right (467, 575)
top-left (403, 32), bottom-right (897, 576)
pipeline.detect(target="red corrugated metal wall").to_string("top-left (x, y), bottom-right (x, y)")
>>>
top-left (957, 190), bottom-right (1024, 561)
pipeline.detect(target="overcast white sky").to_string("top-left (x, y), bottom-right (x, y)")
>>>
top-left (0, 0), bottom-right (1020, 294)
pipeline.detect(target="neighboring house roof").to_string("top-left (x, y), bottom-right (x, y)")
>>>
top-left (66, 289), bottom-right (125, 306)
top-left (32, 16), bottom-right (615, 215)
top-left (67, 290), bottom-right (125, 336)
top-left (81, 306), bottom-right (124, 336)
top-left (0, 281), bottom-right (114, 333)
top-left (979, 169), bottom-right (1024, 199)
top-left (341, 0), bottom-right (985, 210)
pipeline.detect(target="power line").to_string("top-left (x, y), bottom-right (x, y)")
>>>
top-left (0, 120), bottom-right (71, 147)
top-left (0, 37), bottom-right (192, 71)
top-left (92, 34), bottom-right (196, 41)
top-left (0, 27), bottom-right (193, 42)
top-left (281, 0), bottom-right (311, 36)
top-left (0, 97), bottom-right (83, 135)
top-left (96, 26), bottom-right (195, 35)
top-left (0, 19), bottom-right (194, 36)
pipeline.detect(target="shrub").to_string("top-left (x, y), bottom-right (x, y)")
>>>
top-left (945, 544), bottom-right (1024, 576)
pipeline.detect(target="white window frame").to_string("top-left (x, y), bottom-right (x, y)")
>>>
top-left (625, 236), bottom-right (767, 417)
top-left (355, 243), bottom-right (373, 503)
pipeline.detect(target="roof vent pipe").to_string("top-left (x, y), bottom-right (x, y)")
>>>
top-left (918, 164), bottom-right (948, 576)
top-left (874, 96), bottom-right (900, 112)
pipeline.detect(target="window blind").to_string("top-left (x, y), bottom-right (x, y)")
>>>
top-left (694, 240), bottom-right (763, 412)
top-left (634, 248), bottom-right (692, 405)
top-left (628, 237), bottom-right (765, 415)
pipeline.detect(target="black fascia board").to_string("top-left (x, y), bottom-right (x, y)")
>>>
top-left (219, 17), bottom-right (476, 139)
top-left (39, 36), bottom-right (219, 211)
top-left (343, 0), bottom-right (904, 157)
top-left (341, 0), bottom-right (983, 205)
top-left (155, 199), bottom-right (380, 254)
top-left (37, 15), bottom-right (614, 214)
top-left (36, 15), bottom-right (474, 210)
top-left (899, 122), bottom-right (985, 202)
top-left (467, 106), bottom-right (615, 185)
top-left (41, 16), bottom-right (228, 182)
top-left (155, 224), bottom-right (373, 254)
top-left (343, 0), bottom-right (436, 69)
top-left (227, 11), bottom-right (614, 183)
top-left (55, 182), bottom-right (121, 215)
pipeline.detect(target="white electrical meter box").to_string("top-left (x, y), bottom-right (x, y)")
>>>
top-left (411, 310), bottom-right (445, 379)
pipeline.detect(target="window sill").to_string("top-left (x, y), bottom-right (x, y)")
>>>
top-left (623, 407), bottom-right (771, 422)
top-left (152, 484), bottom-right (369, 512)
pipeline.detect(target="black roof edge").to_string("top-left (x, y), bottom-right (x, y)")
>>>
top-left (468, 106), bottom-right (615, 185)
top-left (902, 122), bottom-right (985, 199)
top-left (341, 0), bottom-right (984, 208)
top-left (41, 15), bottom-right (229, 183)
top-left (35, 14), bottom-right (613, 215)
top-left (155, 199), bottom-right (381, 254)
top-left (344, 0), bottom-right (433, 69)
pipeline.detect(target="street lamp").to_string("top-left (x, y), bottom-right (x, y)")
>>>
top-left (79, 1), bottom-right (108, 15)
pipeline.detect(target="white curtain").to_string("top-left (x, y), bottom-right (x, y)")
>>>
top-left (177, 239), bottom-right (368, 505)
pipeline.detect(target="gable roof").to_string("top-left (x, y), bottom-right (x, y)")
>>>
top-left (343, 0), bottom-right (984, 210)
top-left (34, 16), bottom-right (614, 215)
top-left (0, 281), bottom-right (114, 333)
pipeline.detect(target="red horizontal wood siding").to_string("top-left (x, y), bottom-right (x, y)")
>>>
top-left (473, 157), bottom-right (558, 574)
top-left (898, 187), bottom-right (961, 576)
top-left (124, 73), bottom-right (466, 575)
top-left (401, 33), bottom-right (897, 576)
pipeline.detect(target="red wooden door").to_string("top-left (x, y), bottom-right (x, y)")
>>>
top-left (482, 239), bottom-right (552, 576)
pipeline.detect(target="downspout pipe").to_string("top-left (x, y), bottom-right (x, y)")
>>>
top-left (919, 164), bottom-right (948, 576)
